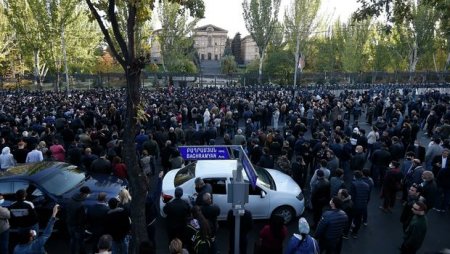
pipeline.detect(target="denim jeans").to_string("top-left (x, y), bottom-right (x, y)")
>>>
top-left (112, 235), bottom-right (130, 254)
top-left (68, 226), bottom-right (86, 254)
top-left (0, 229), bottom-right (9, 254)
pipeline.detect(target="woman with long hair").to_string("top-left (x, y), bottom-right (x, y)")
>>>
top-left (256, 214), bottom-right (288, 254)
top-left (118, 188), bottom-right (132, 215)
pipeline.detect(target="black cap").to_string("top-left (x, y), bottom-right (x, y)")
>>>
top-left (80, 186), bottom-right (91, 194)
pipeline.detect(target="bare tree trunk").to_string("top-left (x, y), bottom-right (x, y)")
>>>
top-left (33, 49), bottom-right (42, 90)
top-left (123, 68), bottom-right (149, 253)
top-left (258, 49), bottom-right (265, 85)
top-left (409, 39), bottom-right (418, 81)
top-left (293, 32), bottom-right (300, 87)
top-left (61, 26), bottom-right (70, 93)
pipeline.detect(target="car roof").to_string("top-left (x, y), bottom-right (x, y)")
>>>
top-left (195, 160), bottom-right (238, 178)
top-left (0, 162), bottom-right (75, 179)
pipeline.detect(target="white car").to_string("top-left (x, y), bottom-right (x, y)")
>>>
top-left (160, 160), bottom-right (305, 224)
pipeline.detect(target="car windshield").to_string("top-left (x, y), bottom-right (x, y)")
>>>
top-left (174, 162), bottom-right (196, 187)
top-left (254, 166), bottom-right (275, 190)
top-left (38, 166), bottom-right (86, 196)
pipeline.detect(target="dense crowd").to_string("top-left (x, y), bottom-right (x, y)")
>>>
top-left (0, 82), bottom-right (449, 254)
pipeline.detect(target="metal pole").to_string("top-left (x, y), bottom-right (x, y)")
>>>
top-left (234, 148), bottom-right (244, 254)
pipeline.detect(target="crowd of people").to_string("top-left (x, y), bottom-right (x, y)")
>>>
top-left (0, 82), bottom-right (449, 254)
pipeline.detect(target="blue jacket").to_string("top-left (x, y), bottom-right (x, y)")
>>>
top-left (314, 209), bottom-right (348, 241)
top-left (285, 234), bottom-right (319, 254)
top-left (13, 217), bottom-right (56, 254)
top-left (350, 179), bottom-right (370, 209)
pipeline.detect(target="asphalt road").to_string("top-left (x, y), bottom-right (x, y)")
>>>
top-left (44, 118), bottom-right (450, 254)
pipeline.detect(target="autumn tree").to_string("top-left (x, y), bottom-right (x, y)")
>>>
top-left (85, 0), bottom-right (204, 252)
top-left (242, 0), bottom-right (281, 84)
top-left (284, 0), bottom-right (321, 86)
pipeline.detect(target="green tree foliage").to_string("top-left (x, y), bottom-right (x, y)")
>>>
top-left (0, 5), bottom-right (18, 76)
top-left (338, 19), bottom-right (371, 72)
top-left (158, 0), bottom-right (199, 73)
top-left (242, 0), bottom-right (281, 84)
top-left (223, 38), bottom-right (232, 56)
top-left (4, 0), bottom-right (47, 87)
top-left (231, 33), bottom-right (243, 64)
top-left (284, 0), bottom-right (321, 85)
top-left (354, 0), bottom-right (449, 70)
top-left (221, 55), bottom-right (237, 74)
top-left (264, 45), bottom-right (293, 85)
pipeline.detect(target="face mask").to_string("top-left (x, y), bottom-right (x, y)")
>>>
top-left (414, 144), bottom-right (419, 147)
top-left (0, 199), bottom-right (4, 205)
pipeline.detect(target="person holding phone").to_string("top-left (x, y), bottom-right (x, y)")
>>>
top-left (13, 204), bottom-right (60, 254)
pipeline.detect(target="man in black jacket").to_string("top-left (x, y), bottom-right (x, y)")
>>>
top-left (201, 192), bottom-right (220, 253)
top-left (9, 189), bottom-right (39, 234)
top-left (105, 197), bottom-right (131, 254)
top-left (371, 143), bottom-right (392, 187)
top-left (86, 192), bottom-right (109, 254)
top-left (314, 196), bottom-right (348, 254)
top-left (311, 169), bottom-right (331, 226)
top-left (390, 136), bottom-right (405, 162)
top-left (194, 177), bottom-right (213, 206)
top-left (163, 187), bottom-right (190, 241)
top-left (146, 171), bottom-right (164, 250)
top-left (65, 186), bottom-right (91, 254)
top-left (350, 171), bottom-right (370, 238)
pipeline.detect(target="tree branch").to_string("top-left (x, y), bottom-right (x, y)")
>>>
top-left (108, 0), bottom-right (130, 62)
top-left (127, 2), bottom-right (137, 62)
top-left (85, 0), bottom-right (126, 67)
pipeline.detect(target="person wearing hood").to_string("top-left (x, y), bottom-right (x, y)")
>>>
top-left (65, 186), bottom-right (91, 254)
top-left (0, 146), bottom-right (16, 171)
top-left (284, 217), bottom-right (319, 254)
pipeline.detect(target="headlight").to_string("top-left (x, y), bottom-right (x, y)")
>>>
top-left (296, 192), bottom-right (304, 201)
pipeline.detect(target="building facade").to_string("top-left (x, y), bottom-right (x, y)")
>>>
top-left (149, 24), bottom-right (258, 66)
top-left (193, 24), bottom-right (228, 61)
top-left (241, 35), bottom-right (259, 64)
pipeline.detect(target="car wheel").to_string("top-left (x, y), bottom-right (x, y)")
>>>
top-left (272, 206), bottom-right (295, 224)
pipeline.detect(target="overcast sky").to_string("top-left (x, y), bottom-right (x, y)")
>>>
top-left (197, 0), bottom-right (360, 36)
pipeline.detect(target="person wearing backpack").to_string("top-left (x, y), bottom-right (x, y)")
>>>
top-left (284, 218), bottom-right (319, 254)
top-left (183, 206), bottom-right (213, 254)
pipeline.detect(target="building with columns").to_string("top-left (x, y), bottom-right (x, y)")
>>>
top-left (149, 24), bottom-right (259, 68)
top-left (193, 24), bottom-right (228, 61)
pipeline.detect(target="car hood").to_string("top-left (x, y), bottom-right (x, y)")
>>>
top-left (63, 174), bottom-right (126, 203)
top-left (265, 168), bottom-right (301, 194)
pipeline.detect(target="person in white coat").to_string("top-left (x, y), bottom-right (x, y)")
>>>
top-left (0, 147), bottom-right (16, 171)
top-left (203, 108), bottom-right (211, 128)
top-left (273, 108), bottom-right (280, 130)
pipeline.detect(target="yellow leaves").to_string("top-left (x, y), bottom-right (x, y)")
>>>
top-left (135, 103), bottom-right (149, 122)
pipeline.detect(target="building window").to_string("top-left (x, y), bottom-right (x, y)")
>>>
top-left (215, 55), bottom-right (218, 60)
top-left (208, 36), bottom-right (212, 47)
top-left (208, 53), bottom-right (212, 60)
top-left (201, 54), bottom-right (204, 60)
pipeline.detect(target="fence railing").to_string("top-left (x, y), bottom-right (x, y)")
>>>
top-left (1, 71), bottom-right (449, 90)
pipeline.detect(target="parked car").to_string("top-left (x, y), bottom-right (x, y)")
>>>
top-left (160, 160), bottom-right (305, 224)
top-left (0, 161), bottom-right (126, 230)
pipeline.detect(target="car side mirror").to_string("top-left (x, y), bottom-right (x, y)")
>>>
top-left (260, 190), bottom-right (266, 198)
